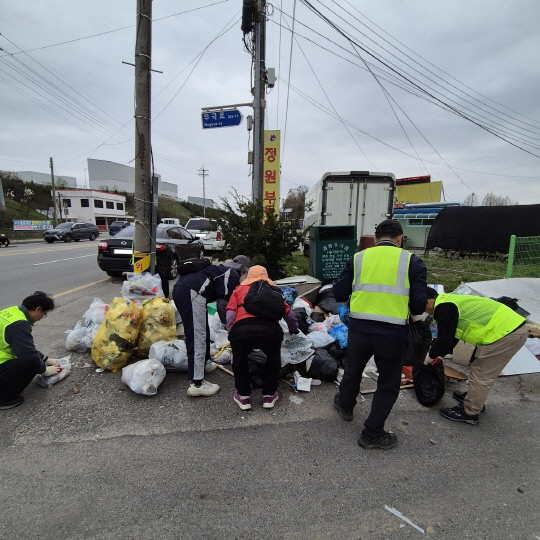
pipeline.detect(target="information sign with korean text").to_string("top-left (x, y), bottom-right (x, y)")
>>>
top-left (13, 220), bottom-right (53, 231)
top-left (263, 130), bottom-right (280, 219)
top-left (201, 109), bottom-right (243, 129)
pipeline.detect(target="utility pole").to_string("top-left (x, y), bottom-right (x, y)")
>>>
top-left (198, 166), bottom-right (208, 217)
top-left (49, 157), bottom-right (57, 225)
top-left (133, 0), bottom-right (154, 272)
top-left (252, 0), bottom-right (266, 203)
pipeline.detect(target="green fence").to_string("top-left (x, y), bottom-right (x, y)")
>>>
top-left (506, 235), bottom-right (540, 277)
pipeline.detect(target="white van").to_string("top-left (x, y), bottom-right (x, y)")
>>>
top-left (160, 218), bottom-right (182, 226)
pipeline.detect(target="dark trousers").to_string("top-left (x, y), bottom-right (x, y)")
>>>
top-left (230, 334), bottom-right (283, 396)
top-left (173, 284), bottom-right (210, 382)
top-left (0, 356), bottom-right (40, 403)
top-left (339, 331), bottom-right (404, 439)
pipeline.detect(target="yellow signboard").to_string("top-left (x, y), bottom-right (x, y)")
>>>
top-left (263, 130), bottom-right (280, 218)
top-left (395, 181), bottom-right (442, 205)
top-left (134, 255), bottom-right (151, 273)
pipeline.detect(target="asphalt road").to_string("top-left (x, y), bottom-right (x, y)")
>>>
top-left (1, 245), bottom-right (539, 539)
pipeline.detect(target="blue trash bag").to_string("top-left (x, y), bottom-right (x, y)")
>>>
top-left (337, 303), bottom-right (350, 327)
top-left (280, 286), bottom-right (298, 306)
top-left (329, 324), bottom-right (348, 349)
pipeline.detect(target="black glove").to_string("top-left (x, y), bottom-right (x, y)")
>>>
top-left (291, 329), bottom-right (300, 335)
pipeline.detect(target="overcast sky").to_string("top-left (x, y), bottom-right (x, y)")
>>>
top-left (1, 0), bottom-right (539, 207)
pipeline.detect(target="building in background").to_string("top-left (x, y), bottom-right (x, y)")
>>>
top-left (187, 196), bottom-right (215, 209)
top-left (87, 158), bottom-right (177, 199)
top-left (4, 170), bottom-right (77, 188)
top-left (55, 189), bottom-right (127, 230)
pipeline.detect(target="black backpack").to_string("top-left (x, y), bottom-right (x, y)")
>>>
top-left (241, 280), bottom-right (287, 320)
top-left (177, 257), bottom-right (211, 276)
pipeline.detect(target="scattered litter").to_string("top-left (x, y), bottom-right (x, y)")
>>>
top-left (294, 371), bottom-right (312, 392)
top-left (501, 345), bottom-right (540, 376)
top-left (83, 363), bottom-right (92, 368)
top-left (95, 368), bottom-right (104, 373)
top-left (426, 526), bottom-right (434, 534)
top-left (429, 439), bottom-right (437, 445)
top-left (289, 395), bottom-right (304, 405)
top-left (384, 505), bottom-right (425, 534)
top-left (36, 356), bottom-right (71, 388)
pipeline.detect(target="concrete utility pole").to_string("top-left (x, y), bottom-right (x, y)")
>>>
top-left (133, 0), bottom-right (153, 268)
top-left (252, 0), bottom-right (266, 203)
top-left (49, 157), bottom-right (57, 225)
top-left (198, 166), bottom-right (208, 217)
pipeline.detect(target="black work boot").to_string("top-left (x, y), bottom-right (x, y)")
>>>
top-left (333, 393), bottom-right (353, 422)
top-left (440, 403), bottom-right (479, 425)
top-left (452, 390), bottom-right (485, 412)
top-left (358, 430), bottom-right (398, 450)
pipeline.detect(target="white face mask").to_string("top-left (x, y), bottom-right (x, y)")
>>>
top-left (239, 273), bottom-right (247, 283)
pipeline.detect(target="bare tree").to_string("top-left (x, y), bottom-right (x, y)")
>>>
top-left (463, 192), bottom-right (478, 206)
top-left (282, 185), bottom-right (310, 219)
top-left (482, 192), bottom-right (517, 206)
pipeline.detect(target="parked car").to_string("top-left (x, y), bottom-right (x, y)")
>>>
top-left (109, 220), bottom-right (131, 236)
top-left (43, 222), bottom-right (100, 243)
top-left (185, 217), bottom-right (225, 252)
top-left (97, 224), bottom-right (204, 278)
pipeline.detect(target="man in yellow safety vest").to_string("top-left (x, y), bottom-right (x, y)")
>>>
top-left (333, 219), bottom-right (428, 449)
top-left (425, 287), bottom-right (527, 425)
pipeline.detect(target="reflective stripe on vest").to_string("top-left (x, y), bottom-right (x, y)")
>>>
top-left (350, 246), bottom-right (412, 325)
top-left (0, 306), bottom-right (28, 364)
top-left (434, 293), bottom-right (525, 346)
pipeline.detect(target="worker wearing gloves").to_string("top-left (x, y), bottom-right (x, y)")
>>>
top-left (0, 292), bottom-right (61, 409)
top-left (333, 219), bottom-right (427, 449)
top-left (425, 287), bottom-right (527, 425)
top-left (226, 265), bottom-right (298, 411)
top-left (173, 255), bottom-right (251, 397)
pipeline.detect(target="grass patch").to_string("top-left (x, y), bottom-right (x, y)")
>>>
top-left (424, 253), bottom-right (540, 292)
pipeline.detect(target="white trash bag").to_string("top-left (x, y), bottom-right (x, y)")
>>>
top-left (36, 356), bottom-right (71, 388)
top-left (122, 272), bottom-right (164, 302)
top-left (83, 298), bottom-right (109, 326)
top-left (279, 320), bottom-right (313, 367)
top-left (65, 321), bottom-right (88, 352)
top-left (306, 331), bottom-right (335, 349)
top-left (121, 359), bottom-right (166, 396)
top-left (149, 339), bottom-right (188, 372)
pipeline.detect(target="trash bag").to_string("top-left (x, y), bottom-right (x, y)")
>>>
top-left (404, 320), bottom-right (433, 367)
top-left (337, 303), bottom-right (350, 327)
top-left (248, 350), bottom-right (267, 388)
top-left (65, 321), bottom-right (89, 352)
top-left (316, 285), bottom-right (339, 315)
top-left (329, 324), bottom-right (348, 349)
top-left (280, 286), bottom-right (298, 306)
top-left (324, 314), bottom-right (342, 332)
top-left (327, 342), bottom-right (347, 367)
top-left (306, 331), bottom-right (335, 349)
top-left (311, 311), bottom-right (325, 323)
top-left (121, 359), bottom-right (166, 396)
top-left (293, 307), bottom-right (310, 334)
top-left (213, 331), bottom-right (230, 349)
top-left (279, 321), bottom-right (314, 367)
top-left (82, 323), bottom-right (99, 350)
top-left (305, 349), bottom-right (338, 381)
top-left (136, 296), bottom-right (177, 357)
top-left (83, 298), bottom-right (109, 326)
top-left (308, 322), bottom-right (326, 333)
top-left (208, 312), bottom-right (226, 342)
top-left (210, 344), bottom-right (232, 365)
top-left (412, 360), bottom-right (445, 406)
top-left (36, 356), bottom-right (71, 388)
top-left (121, 272), bottom-right (164, 302)
top-left (150, 339), bottom-right (188, 371)
top-left (91, 298), bottom-right (142, 372)
top-left (292, 297), bottom-right (313, 317)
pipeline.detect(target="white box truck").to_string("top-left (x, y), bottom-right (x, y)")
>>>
top-left (303, 171), bottom-right (396, 253)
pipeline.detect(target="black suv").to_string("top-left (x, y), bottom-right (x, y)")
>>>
top-left (43, 222), bottom-right (100, 243)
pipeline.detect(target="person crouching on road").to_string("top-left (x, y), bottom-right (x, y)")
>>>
top-left (173, 255), bottom-right (251, 397)
top-left (333, 219), bottom-right (427, 449)
top-left (0, 234), bottom-right (10, 247)
top-left (425, 287), bottom-right (528, 425)
top-left (226, 265), bottom-right (298, 411)
top-left (0, 292), bottom-right (61, 410)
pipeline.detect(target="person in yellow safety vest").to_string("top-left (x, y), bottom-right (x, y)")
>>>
top-left (333, 219), bottom-right (428, 450)
top-left (425, 287), bottom-right (527, 425)
top-left (0, 292), bottom-right (61, 410)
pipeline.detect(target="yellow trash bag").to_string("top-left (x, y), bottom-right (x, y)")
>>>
top-left (91, 297), bottom-right (142, 372)
top-left (136, 296), bottom-right (177, 358)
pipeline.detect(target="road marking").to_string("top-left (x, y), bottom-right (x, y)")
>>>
top-left (0, 244), bottom-right (98, 257)
top-left (52, 277), bottom-right (110, 298)
top-left (33, 254), bottom-right (95, 265)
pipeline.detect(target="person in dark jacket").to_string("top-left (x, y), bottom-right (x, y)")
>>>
top-left (0, 292), bottom-right (61, 409)
top-left (226, 265), bottom-right (298, 411)
top-left (0, 234), bottom-right (10, 247)
top-left (172, 255), bottom-right (251, 397)
top-left (333, 219), bottom-right (427, 449)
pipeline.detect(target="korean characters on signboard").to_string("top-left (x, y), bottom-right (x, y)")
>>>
top-left (263, 130), bottom-right (280, 220)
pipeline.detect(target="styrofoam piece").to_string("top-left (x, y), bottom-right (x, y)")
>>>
top-left (501, 345), bottom-right (540, 376)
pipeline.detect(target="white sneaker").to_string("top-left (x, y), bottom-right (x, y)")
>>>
top-left (204, 361), bottom-right (218, 373)
top-left (187, 380), bottom-right (220, 397)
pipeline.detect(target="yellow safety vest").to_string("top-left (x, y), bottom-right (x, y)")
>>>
top-left (434, 293), bottom-right (525, 346)
top-left (350, 246), bottom-right (412, 325)
top-left (0, 306), bottom-right (29, 364)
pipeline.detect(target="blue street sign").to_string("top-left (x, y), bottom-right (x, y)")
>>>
top-left (201, 109), bottom-right (243, 129)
